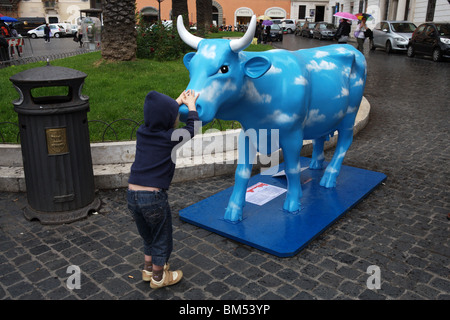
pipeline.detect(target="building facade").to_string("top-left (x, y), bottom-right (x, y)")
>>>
top-left (137, 0), bottom-right (292, 27)
top-left (3, 0), bottom-right (449, 27)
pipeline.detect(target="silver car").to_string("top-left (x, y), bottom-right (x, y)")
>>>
top-left (371, 21), bottom-right (416, 53)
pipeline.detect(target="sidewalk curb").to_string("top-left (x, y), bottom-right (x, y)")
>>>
top-left (0, 97), bottom-right (370, 192)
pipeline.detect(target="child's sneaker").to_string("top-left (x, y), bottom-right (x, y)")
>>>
top-left (142, 263), bottom-right (169, 282)
top-left (150, 269), bottom-right (183, 289)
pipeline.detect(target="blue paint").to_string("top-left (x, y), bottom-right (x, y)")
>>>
top-left (177, 15), bottom-right (368, 221)
top-left (179, 158), bottom-right (387, 257)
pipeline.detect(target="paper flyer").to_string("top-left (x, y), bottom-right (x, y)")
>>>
top-left (245, 182), bottom-right (287, 206)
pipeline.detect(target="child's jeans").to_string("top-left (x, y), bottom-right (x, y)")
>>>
top-left (127, 189), bottom-right (173, 267)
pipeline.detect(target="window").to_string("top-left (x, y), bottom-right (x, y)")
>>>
top-left (298, 5), bottom-right (306, 19)
top-left (426, 0), bottom-right (436, 22)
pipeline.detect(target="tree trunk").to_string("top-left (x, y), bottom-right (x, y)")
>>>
top-left (101, 0), bottom-right (137, 61)
top-left (204, 0), bottom-right (212, 30)
top-left (196, 0), bottom-right (206, 37)
top-left (172, 0), bottom-right (189, 27)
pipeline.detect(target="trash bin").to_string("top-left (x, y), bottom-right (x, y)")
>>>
top-left (10, 62), bottom-right (101, 224)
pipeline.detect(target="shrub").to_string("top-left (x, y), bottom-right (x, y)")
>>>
top-left (136, 18), bottom-right (191, 61)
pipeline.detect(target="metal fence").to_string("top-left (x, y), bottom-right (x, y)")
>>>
top-left (0, 118), bottom-right (240, 144)
top-left (0, 36), bottom-right (94, 69)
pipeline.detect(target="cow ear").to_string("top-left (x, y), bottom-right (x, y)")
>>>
top-left (183, 52), bottom-right (196, 69)
top-left (243, 56), bottom-right (272, 79)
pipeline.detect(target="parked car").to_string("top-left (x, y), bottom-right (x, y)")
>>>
top-left (312, 22), bottom-right (336, 40)
top-left (27, 24), bottom-right (66, 38)
top-left (267, 23), bottom-right (283, 42)
top-left (294, 21), bottom-right (306, 36)
top-left (280, 19), bottom-right (296, 34)
top-left (371, 21), bottom-right (416, 53)
top-left (407, 22), bottom-right (450, 62)
top-left (301, 22), bottom-right (316, 38)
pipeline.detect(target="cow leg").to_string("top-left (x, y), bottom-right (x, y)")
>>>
top-left (280, 130), bottom-right (304, 213)
top-left (224, 131), bottom-right (257, 222)
top-left (309, 136), bottom-right (326, 169)
top-left (320, 113), bottom-right (356, 188)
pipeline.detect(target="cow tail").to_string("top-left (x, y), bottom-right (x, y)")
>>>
top-left (348, 50), bottom-right (367, 113)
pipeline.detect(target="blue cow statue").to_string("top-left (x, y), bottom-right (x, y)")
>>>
top-left (177, 15), bottom-right (367, 222)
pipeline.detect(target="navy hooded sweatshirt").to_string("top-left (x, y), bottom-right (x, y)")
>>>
top-left (128, 91), bottom-right (199, 189)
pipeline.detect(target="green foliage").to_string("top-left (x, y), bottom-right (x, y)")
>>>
top-left (136, 18), bottom-right (191, 61)
top-left (0, 37), bottom-right (272, 143)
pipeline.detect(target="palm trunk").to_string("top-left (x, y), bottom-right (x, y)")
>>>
top-left (101, 0), bottom-right (137, 61)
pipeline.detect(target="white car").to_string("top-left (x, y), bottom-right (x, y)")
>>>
top-left (57, 23), bottom-right (73, 36)
top-left (27, 24), bottom-right (66, 38)
top-left (272, 19), bottom-right (296, 34)
top-left (281, 19), bottom-right (296, 34)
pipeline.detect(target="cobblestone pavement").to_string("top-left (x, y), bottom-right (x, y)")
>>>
top-left (0, 35), bottom-right (449, 303)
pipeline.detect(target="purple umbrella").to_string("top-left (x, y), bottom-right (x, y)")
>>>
top-left (262, 20), bottom-right (273, 26)
top-left (333, 12), bottom-right (359, 21)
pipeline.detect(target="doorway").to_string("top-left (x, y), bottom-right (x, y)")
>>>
top-left (315, 6), bottom-right (325, 22)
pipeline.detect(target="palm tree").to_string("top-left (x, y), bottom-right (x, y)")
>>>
top-left (196, 0), bottom-right (212, 37)
top-left (172, 0), bottom-right (188, 26)
top-left (101, 0), bottom-right (137, 61)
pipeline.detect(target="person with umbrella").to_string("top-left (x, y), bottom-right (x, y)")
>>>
top-left (335, 19), bottom-right (351, 43)
top-left (354, 16), bottom-right (368, 53)
top-left (262, 20), bottom-right (272, 44)
top-left (333, 12), bottom-right (358, 44)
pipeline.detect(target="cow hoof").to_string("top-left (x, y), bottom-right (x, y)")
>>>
top-left (320, 173), bottom-right (337, 188)
top-left (224, 205), bottom-right (243, 222)
top-left (283, 199), bottom-right (300, 213)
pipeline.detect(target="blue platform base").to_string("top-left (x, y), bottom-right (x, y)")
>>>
top-left (179, 157), bottom-right (386, 257)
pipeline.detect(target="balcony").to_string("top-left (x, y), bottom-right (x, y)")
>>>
top-left (42, 0), bottom-right (58, 10)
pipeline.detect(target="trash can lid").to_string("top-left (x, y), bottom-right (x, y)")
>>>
top-left (10, 65), bottom-right (87, 84)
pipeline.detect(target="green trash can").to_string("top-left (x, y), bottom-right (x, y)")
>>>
top-left (10, 63), bottom-right (101, 224)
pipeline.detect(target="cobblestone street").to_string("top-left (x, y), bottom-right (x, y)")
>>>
top-left (0, 34), bottom-right (449, 305)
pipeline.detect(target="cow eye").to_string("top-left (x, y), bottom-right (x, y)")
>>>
top-left (219, 65), bottom-right (229, 74)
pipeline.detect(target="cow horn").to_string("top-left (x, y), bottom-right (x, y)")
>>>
top-left (230, 15), bottom-right (257, 52)
top-left (177, 15), bottom-right (202, 50)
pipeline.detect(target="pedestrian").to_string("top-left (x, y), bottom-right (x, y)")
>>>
top-left (264, 24), bottom-right (271, 44)
top-left (76, 24), bottom-right (83, 48)
top-left (0, 22), bottom-right (11, 62)
top-left (354, 18), bottom-right (367, 53)
top-left (44, 23), bottom-right (51, 43)
top-left (9, 25), bottom-right (21, 58)
top-left (127, 89), bottom-right (200, 289)
top-left (335, 19), bottom-right (351, 43)
top-left (255, 20), bottom-right (263, 44)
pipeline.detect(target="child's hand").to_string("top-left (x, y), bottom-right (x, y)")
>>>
top-left (176, 92), bottom-right (184, 105)
top-left (182, 90), bottom-right (199, 112)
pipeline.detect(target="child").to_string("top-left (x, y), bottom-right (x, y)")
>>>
top-left (127, 89), bottom-right (199, 289)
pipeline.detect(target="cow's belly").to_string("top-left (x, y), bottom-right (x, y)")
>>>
top-left (302, 97), bottom-right (349, 139)
top-left (302, 72), bottom-right (350, 139)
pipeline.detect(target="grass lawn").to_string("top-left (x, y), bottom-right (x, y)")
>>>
top-left (0, 39), bottom-right (272, 143)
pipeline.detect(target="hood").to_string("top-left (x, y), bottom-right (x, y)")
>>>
top-left (143, 91), bottom-right (179, 131)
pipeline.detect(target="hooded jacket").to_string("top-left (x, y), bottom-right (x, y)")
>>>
top-left (128, 91), bottom-right (199, 189)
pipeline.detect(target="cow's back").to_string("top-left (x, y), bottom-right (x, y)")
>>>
top-left (294, 45), bottom-right (366, 139)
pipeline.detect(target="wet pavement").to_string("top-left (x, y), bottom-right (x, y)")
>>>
top-left (0, 34), bottom-right (449, 304)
